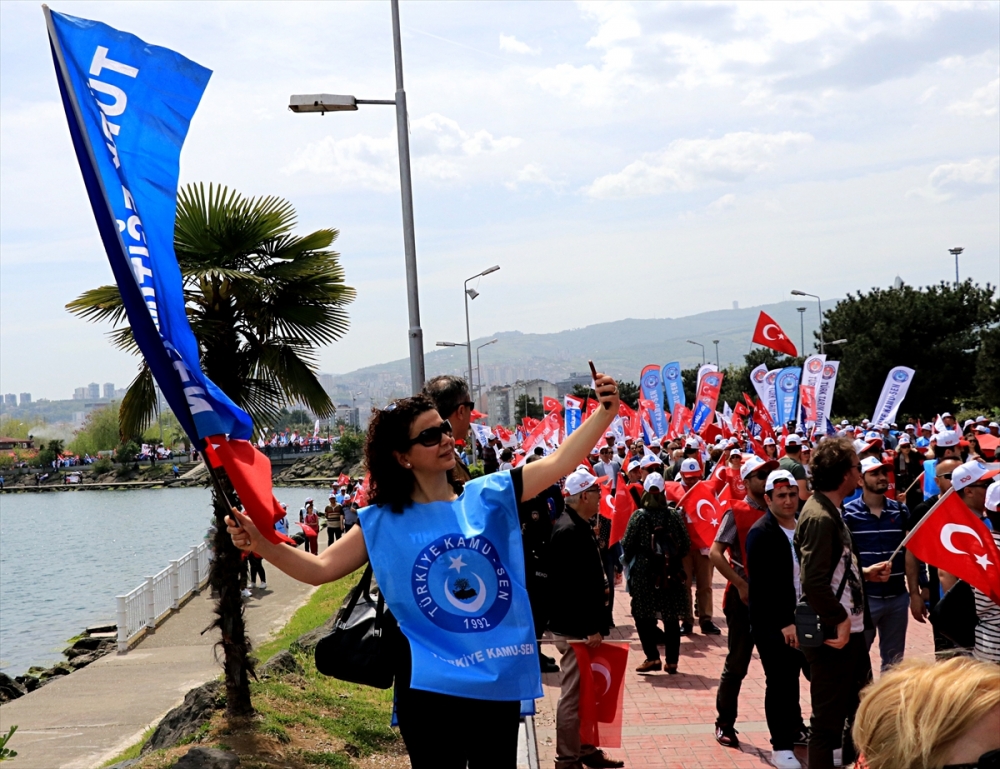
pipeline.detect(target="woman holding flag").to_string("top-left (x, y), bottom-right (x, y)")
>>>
top-left (227, 370), bottom-right (621, 767)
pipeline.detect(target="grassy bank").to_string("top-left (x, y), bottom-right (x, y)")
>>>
top-left (102, 573), bottom-right (404, 769)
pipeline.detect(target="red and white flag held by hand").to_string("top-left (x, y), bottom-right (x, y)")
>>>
top-left (337, 472), bottom-right (350, 487)
top-left (678, 480), bottom-right (725, 550)
top-left (902, 490), bottom-right (1000, 604)
top-left (752, 311), bottom-right (798, 357)
top-left (609, 481), bottom-right (639, 546)
top-left (598, 476), bottom-right (615, 520)
top-left (543, 396), bottom-right (562, 414)
top-left (569, 641), bottom-right (629, 749)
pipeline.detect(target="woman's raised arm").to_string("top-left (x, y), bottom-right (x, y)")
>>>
top-left (520, 372), bottom-right (619, 501)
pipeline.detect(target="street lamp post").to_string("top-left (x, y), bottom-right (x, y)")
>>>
top-left (948, 247), bottom-right (964, 287)
top-left (712, 340), bottom-right (720, 369)
top-left (686, 339), bottom-right (706, 366)
top-left (796, 306), bottom-right (807, 354)
top-left (288, 0), bottom-right (425, 394)
top-left (791, 290), bottom-right (826, 354)
top-left (464, 265), bottom-right (500, 395)
top-left (475, 339), bottom-right (498, 402)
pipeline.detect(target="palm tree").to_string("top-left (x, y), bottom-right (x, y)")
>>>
top-left (67, 183), bottom-right (355, 717)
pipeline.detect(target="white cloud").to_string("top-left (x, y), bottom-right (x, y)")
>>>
top-left (499, 33), bottom-right (538, 55)
top-left (282, 113), bottom-right (520, 190)
top-left (505, 164), bottom-right (562, 191)
top-left (586, 131), bottom-right (814, 199)
top-left (948, 78), bottom-right (1000, 116)
top-left (911, 156), bottom-right (1000, 200)
top-left (708, 193), bottom-right (737, 211)
top-left (579, 1), bottom-right (641, 49)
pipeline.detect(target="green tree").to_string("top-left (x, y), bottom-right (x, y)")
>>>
top-left (66, 183), bottom-right (355, 718)
top-left (332, 428), bottom-right (364, 467)
top-left (821, 280), bottom-right (999, 418)
top-left (975, 325), bottom-right (1000, 408)
top-left (70, 403), bottom-right (122, 456)
top-left (37, 439), bottom-right (64, 466)
top-left (571, 384), bottom-right (595, 400)
top-left (514, 395), bottom-right (543, 422)
top-left (617, 380), bottom-right (640, 410)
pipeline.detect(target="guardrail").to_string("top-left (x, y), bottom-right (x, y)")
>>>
top-left (115, 542), bottom-right (210, 652)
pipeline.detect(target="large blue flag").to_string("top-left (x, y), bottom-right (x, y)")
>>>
top-left (46, 9), bottom-right (252, 443)
top-left (774, 367), bottom-right (802, 428)
top-left (661, 361), bottom-right (685, 412)
top-left (640, 365), bottom-right (668, 439)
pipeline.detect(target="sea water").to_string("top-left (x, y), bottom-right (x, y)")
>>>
top-left (0, 485), bottom-right (330, 676)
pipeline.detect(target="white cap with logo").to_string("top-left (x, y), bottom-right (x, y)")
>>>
top-left (680, 458), bottom-right (701, 475)
top-left (564, 467), bottom-right (599, 496)
top-left (765, 469), bottom-right (797, 492)
top-left (936, 430), bottom-right (961, 448)
top-left (951, 460), bottom-right (1000, 492)
top-left (860, 457), bottom-right (890, 475)
top-left (643, 472), bottom-right (665, 493)
top-left (740, 455), bottom-right (779, 481)
top-left (986, 480), bottom-right (1000, 513)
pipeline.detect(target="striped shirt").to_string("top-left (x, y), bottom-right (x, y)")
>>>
top-left (974, 528), bottom-right (1000, 663)
top-left (843, 495), bottom-right (911, 598)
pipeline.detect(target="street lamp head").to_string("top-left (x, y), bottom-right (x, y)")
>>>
top-left (481, 265), bottom-right (500, 276)
top-left (436, 341), bottom-right (457, 347)
top-left (949, 247), bottom-right (964, 256)
top-left (466, 288), bottom-right (480, 300)
top-left (686, 340), bottom-right (699, 346)
top-left (289, 94), bottom-right (358, 113)
top-left (797, 306), bottom-right (807, 312)
top-left (485, 338), bottom-right (498, 346)
top-left (790, 290), bottom-right (806, 296)
top-left (829, 339), bottom-right (848, 345)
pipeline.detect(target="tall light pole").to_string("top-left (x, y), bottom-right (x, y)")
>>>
top-left (796, 306), bottom-right (807, 354)
top-left (686, 339), bottom-right (706, 365)
top-left (475, 339), bottom-right (498, 401)
top-left (464, 265), bottom-right (500, 395)
top-left (712, 340), bottom-right (720, 369)
top-left (289, 0), bottom-right (425, 394)
top-left (948, 247), bottom-right (964, 287)
top-left (791, 290), bottom-right (825, 354)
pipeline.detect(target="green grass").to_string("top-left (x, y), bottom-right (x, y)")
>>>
top-left (99, 727), bottom-right (155, 767)
top-left (302, 751), bottom-right (353, 768)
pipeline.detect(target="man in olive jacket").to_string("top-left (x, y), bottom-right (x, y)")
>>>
top-left (794, 437), bottom-right (891, 769)
top-left (548, 467), bottom-right (621, 769)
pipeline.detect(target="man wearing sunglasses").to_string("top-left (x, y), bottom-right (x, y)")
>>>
top-left (843, 457), bottom-right (913, 671)
top-left (423, 375), bottom-right (476, 483)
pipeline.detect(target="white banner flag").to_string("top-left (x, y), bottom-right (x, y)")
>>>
top-left (872, 366), bottom-right (916, 427)
top-left (797, 354), bottom-right (827, 431)
top-left (815, 361), bottom-right (840, 433)
top-left (749, 363), bottom-right (769, 405)
top-left (765, 369), bottom-right (781, 427)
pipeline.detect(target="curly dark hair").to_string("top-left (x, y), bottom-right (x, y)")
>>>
top-left (809, 436), bottom-right (857, 492)
top-left (365, 394), bottom-right (463, 513)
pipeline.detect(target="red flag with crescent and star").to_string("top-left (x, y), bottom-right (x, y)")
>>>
top-left (677, 480), bottom-right (725, 550)
top-left (903, 490), bottom-right (1000, 604)
top-left (752, 311), bottom-right (798, 357)
top-left (569, 641), bottom-right (629, 748)
top-left (543, 396), bottom-right (562, 414)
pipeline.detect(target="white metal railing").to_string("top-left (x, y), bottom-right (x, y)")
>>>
top-left (116, 542), bottom-right (210, 652)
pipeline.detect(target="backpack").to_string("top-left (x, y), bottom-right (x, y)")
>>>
top-left (650, 514), bottom-right (685, 590)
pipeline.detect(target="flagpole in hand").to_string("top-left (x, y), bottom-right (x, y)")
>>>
top-left (886, 487), bottom-right (955, 565)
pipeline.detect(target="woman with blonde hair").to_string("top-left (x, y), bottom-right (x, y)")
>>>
top-left (852, 656), bottom-right (1000, 769)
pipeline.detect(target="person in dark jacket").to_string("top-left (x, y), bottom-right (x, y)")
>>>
top-left (793, 437), bottom-right (891, 769)
top-left (746, 470), bottom-right (811, 769)
top-left (548, 467), bottom-right (622, 769)
top-left (621, 472), bottom-right (690, 675)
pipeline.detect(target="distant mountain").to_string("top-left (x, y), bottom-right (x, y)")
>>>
top-left (322, 298), bottom-right (835, 406)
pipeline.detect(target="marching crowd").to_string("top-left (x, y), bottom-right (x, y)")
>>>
top-left (228, 372), bottom-right (999, 769)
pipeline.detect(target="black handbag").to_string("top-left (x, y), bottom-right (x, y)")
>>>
top-left (795, 568), bottom-right (849, 648)
top-left (930, 580), bottom-right (979, 649)
top-left (315, 564), bottom-right (397, 689)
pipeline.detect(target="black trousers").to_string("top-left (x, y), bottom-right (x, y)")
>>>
top-left (248, 555), bottom-right (266, 585)
top-left (754, 631), bottom-right (808, 750)
top-left (635, 616), bottom-right (680, 665)
top-left (602, 544), bottom-right (622, 619)
top-left (715, 586), bottom-right (754, 728)
top-left (327, 526), bottom-right (341, 546)
top-left (802, 632), bottom-right (871, 769)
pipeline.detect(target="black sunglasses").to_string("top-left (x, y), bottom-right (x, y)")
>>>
top-left (938, 472), bottom-right (953, 480)
top-left (407, 419), bottom-right (453, 448)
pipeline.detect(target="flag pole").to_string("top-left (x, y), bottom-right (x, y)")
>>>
top-left (886, 487), bottom-right (955, 564)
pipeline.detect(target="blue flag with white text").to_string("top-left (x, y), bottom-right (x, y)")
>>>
top-left (774, 367), bottom-right (802, 428)
top-left (662, 361), bottom-right (685, 412)
top-left (640, 365), bottom-right (669, 439)
top-left (46, 10), bottom-right (252, 443)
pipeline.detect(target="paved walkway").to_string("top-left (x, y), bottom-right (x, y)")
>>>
top-left (535, 577), bottom-right (935, 768)
top-left (0, 543), bottom-right (326, 769)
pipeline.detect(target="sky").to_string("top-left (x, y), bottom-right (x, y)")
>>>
top-left (1, 0), bottom-right (998, 401)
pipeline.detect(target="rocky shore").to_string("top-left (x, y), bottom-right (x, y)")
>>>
top-left (0, 623), bottom-right (118, 703)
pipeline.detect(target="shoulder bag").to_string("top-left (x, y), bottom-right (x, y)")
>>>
top-left (314, 564), bottom-right (397, 689)
top-left (795, 516), bottom-right (850, 648)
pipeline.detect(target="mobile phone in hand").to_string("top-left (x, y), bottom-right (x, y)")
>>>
top-left (589, 360), bottom-right (611, 409)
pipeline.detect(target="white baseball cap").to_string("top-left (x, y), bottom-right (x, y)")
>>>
top-left (986, 480), bottom-right (1000, 512)
top-left (860, 457), bottom-right (891, 475)
top-left (685, 437), bottom-right (701, 450)
top-left (897, 434), bottom-right (912, 446)
top-left (921, 422), bottom-right (933, 431)
top-left (976, 415), bottom-right (988, 424)
top-left (763, 436), bottom-right (776, 446)
top-left (951, 460), bottom-right (1000, 492)
top-left (765, 469), bottom-right (797, 492)
top-left (785, 434), bottom-right (802, 447)
top-left (942, 412), bottom-right (954, 418)
top-left (904, 424), bottom-right (916, 431)
top-left (639, 453), bottom-right (661, 469)
top-left (643, 472), bottom-right (665, 493)
top-left (936, 430), bottom-right (961, 448)
top-left (650, 439), bottom-right (661, 448)
top-left (627, 459), bottom-right (641, 474)
top-left (740, 455), bottom-right (779, 481)
top-left (564, 467), bottom-right (600, 496)
top-left (680, 458), bottom-right (701, 476)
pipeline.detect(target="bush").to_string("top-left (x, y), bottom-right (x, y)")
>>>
top-left (93, 457), bottom-right (113, 474)
top-left (332, 430), bottom-right (364, 466)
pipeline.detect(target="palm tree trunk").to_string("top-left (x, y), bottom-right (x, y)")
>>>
top-left (209, 473), bottom-right (255, 719)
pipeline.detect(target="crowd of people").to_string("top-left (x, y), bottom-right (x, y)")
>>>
top-left (226, 371), bottom-right (998, 769)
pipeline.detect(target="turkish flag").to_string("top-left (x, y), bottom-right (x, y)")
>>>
top-left (470, 409), bottom-right (487, 421)
top-left (905, 490), bottom-right (1000, 604)
top-left (337, 473), bottom-right (350, 487)
top-left (678, 480), bottom-right (724, 550)
top-left (609, 480), bottom-right (639, 545)
top-left (584, 399), bottom-right (600, 421)
top-left (354, 472), bottom-right (371, 506)
top-left (206, 436), bottom-right (294, 545)
top-left (618, 401), bottom-right (641, 441)
top-left (752, 311), bottom-right (798, 356)
top-left (570, 642), bottom-right (629, 748)
top-left (727, 468), bottom-right (748, 500)
top-left (663, 480), bottom-right (685, 504)
top-left (543, 396), bottom-right (562, 414)
top-left (598, 476), bottom-right (615, 520)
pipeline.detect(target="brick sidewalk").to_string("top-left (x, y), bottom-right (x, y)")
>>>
top-left (535, 577), bottom-right (935, 769)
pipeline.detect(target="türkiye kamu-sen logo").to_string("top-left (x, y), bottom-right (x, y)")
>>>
top-left (411, 534), bottom-right (512, 633)
top-left (893, 370), bottom-right (909, 383)
top-left (807, 359), bottom-right (824, 374)
top-left (823, 365), bottom-right (836, 379)
top-left (664, 367), bottom-right (679, 381)
top-left (779, 374), bottom-right (798, 392)
top-left (753, 368), bottom-right (767, 384)
top-left (643, 372), bottom-right (658, 389)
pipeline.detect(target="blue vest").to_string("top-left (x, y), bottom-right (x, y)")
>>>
top-left (359, 471), bottom-right (542, 702)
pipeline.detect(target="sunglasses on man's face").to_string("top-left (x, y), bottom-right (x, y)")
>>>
top-left (407, 419), bottom-right (453, 448)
